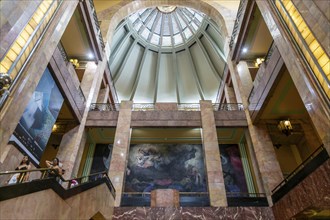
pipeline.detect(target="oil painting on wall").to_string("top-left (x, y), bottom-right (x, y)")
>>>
top-left (219, 144), bottom-right (248, 194)
top-left (125, 144), bottom-right (207, 192)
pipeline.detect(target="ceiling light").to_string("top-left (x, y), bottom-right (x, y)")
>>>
top-left (242, 47), bottom-right (248, 53)
top-left (278, 119), bottom-right (293, 136)
top-left (88, 53), bottom-right (94, 59)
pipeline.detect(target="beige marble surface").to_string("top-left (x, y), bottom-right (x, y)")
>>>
top-left (108, 101), bottom-right (133, 206)
top-left (0, 183), bottom-right (114, 219)
top-left (200, 100), bottom-right (227, 207)
top-left (151, 189), bottom-right (179, 207)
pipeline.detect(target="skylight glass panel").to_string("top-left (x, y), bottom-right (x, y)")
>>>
top-left (183, 28), bottom-right (193, 39)
top-left (162, 36), bottom-right (172, 46)
top-left (195, 13), bottom-right (203, 23)
top-left (141, 28), bottom-right (150, 40)
top-left (171, 16), bottom-right (180, 35)
top-left (154, 17), bottom-right (162, 35)
top-left (128, 6), bottom-right (204, 48)
top-left (129, 13), bottom-right (139, 23)
top-left (173, 34), bottom-right (183, 45)
top-left (146, 11), bottom-right (157, 29)
top-left (150, 34), bottom-right (160, 45)
top-left (163, 16), bottom-right (171, 36)
top-left (191, 22), bottom-right (198, 31)
top-left (133, 21), bottom-right (143, 32)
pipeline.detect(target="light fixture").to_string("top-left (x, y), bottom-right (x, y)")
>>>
top-left (52, 124), bottom-right (58, 132)
top-left (242, 47), bottom-right (248, 53)
top-left (0, 72), bottom-right (12, 91)
top-left (255, 58), bottom-right (265, 67)
top-left (69, 59), bottom-right (80, 68)
top-left (278, 119), bottom-right (293, 136)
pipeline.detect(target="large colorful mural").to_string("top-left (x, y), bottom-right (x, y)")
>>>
top-left (125, 144), bottom-right (207, 192)
top-left (10, 68), bottom-right (64, 163)
top-left (219, 144), bottom-right (248, 194)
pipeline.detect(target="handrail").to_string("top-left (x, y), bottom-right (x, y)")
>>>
top-left (229, 0), bottom-right (248, 49)
top-left (90, 103), bottom-right (120, 111)
top-left (271, 144), bottom-right (325, 193)
top-left (226, 192), bottom-right (267, 197)
top-left (0, 168), bottom-right (115, 198)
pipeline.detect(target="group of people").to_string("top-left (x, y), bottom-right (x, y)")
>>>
top-left (6, 156), bottom-right (63, 185)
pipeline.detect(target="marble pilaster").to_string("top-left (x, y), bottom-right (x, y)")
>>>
top-left (200, 100), bottom-right (227, 207)
top-left (109, 101), bottom-right (133, 207)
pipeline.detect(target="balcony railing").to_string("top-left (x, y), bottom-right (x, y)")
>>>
top-left (213, 103), bottom-right (244, 111)
top-left (88, 0), bottom-right (105, 49)
top-left (177, 103), bottom-right (200, 111)
top-left (90, 103), bottom-right (120, 111)
top-left (229, 0), bottom-right (248, 49)
top-left (132, 103), bottom-right (155, 111)
top-left (0, 169), bottom-right (116, 200)
top-left (271, 144), bottom-right (328, 203)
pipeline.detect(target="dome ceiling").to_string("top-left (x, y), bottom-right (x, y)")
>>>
top-left (109, 6), bottom-right (227, 104)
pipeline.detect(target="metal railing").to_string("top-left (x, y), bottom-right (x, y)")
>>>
top-left (0, 168), bottom-right (115, 198)
top-left (88, 0), bottom-right (105, 49)
top-left (271, 144), bottom-right (326, 194)
top-left (229, 0), bottom-right (248, 49)
top-left (213, 103), bottom-right (244, 111)
top-left (177, 103), bottom-right (201, 111)
top-left (132, 103), bottom-right (155, 111)
top-left (0, 0), bottom-right (63, 109)
top-left (90, 103), bottom-right (120, 111)
top-left (226, 192), bottom-right (266, 197)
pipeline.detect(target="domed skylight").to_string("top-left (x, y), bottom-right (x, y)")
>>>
top-left (128, 6), bottom-right (205, 48)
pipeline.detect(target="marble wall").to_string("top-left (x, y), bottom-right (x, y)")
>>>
top-left (272, 159), bottom-right (330, 220)
top-left (113, 207), bottom-right (274, 220)
top-left (0, 183), bottom-right (114, 220)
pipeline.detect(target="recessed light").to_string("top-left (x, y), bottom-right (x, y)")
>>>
top-left (242, 47), bottom-right (248, 53)
top-left (88, 53), bottom-right (94, 59)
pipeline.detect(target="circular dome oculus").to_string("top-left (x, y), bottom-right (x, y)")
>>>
top-left (128, 7), bottom-right (205, 48)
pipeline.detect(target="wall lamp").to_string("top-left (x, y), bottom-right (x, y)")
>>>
top-left (278, 119), bottom-right (293, 136)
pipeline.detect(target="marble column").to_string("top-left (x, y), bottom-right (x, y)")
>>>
top-left (237, 61), bottom-right (253, 98)
top-left (200, 100), bottom-right (227, 207)
top-left (81, 62), bottom-right (98, 98)
top-left (57, 58), bottom-right (107, 179)
top-left (224, 84), bottom-right (237, 103)
top-left (108, 101), bottom-right (133, 206)
top-left (248, 123), bottom-right (283, 204)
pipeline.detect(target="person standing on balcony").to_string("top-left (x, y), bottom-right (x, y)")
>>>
top-left (7, 156), bottom-right (31, 184)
